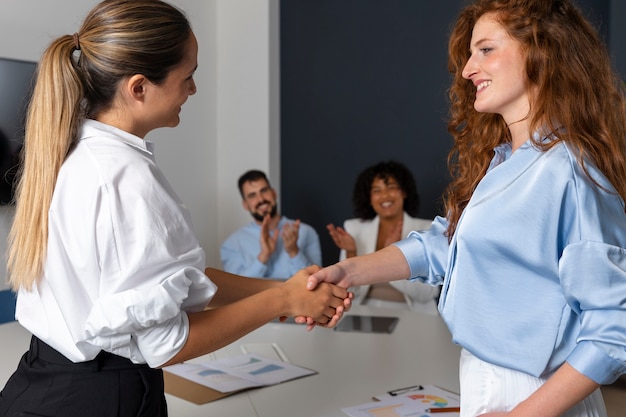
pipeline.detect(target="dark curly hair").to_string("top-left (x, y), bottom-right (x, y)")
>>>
top-left (352, 161), bottom-right (420, 219)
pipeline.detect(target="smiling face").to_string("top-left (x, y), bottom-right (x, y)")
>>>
top-left (143, 32), bottom-right (198, 131)
top-left (369, 176), bottom-right (406, 220)
top-left (241, 178), bottom-right (278, 222)
top-left (461, 13), bottom-right (530, 125)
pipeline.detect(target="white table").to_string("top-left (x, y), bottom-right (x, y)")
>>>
top-left (0, 305), bottom-right (461, 417)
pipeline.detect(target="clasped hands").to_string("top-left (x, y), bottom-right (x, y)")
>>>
top-left (281, 265), bottom-right (352, 330)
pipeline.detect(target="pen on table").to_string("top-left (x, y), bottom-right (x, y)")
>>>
top-left (387, 384), bottom-right (423, 396)
top-left (427, 406), bottom-right (461, 413)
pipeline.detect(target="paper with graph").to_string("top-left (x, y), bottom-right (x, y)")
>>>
top-left (342, 384), bottom-right (460, 417)
top-left (164, 353), bottom-right (316, 393)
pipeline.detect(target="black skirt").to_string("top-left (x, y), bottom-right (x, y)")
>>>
top-left (0, 336), bottom-right (168, 417)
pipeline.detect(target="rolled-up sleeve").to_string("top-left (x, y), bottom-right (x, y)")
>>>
top-left (83, 266), bottom-right (217, 366)
top-left (560, 240), bottom-right (626, 384)
top-left (20, 123), bottom-right (220, 366)
top-left (394, 215), bottom-right (450, 286)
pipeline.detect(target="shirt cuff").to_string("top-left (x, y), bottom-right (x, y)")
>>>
top-left (82, 267), bottom-right (216, 363)
top-left (394, 232), bottom-right (430, 279)
top-left (84, 267), bottom-right (216, 337)
top-left (567, 340), bottom-right (626, 384)
top-left (136, 313), bottom-right (190, 367)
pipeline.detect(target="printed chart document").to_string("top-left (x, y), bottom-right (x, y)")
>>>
top-left (342, 384), bottom-right (460, 417)
top-left (165, 353), bottom-right (316, 393)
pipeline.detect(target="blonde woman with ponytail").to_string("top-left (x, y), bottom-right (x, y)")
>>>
top-left (1, 1), bottom-right (348, 415)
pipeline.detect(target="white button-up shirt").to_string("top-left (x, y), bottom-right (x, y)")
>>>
top-left (16, 119), bottom-right (216, 367)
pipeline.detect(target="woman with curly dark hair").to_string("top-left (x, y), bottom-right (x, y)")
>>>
top-left (327, 161), bottom-right (439, 314)
top-left (309, 0), bottom-right (626, 415)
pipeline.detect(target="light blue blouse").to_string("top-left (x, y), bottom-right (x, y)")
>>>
top-left (396, 138), bottom-right (626, 384)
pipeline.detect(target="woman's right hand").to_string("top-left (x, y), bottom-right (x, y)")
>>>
top-left (282, 266), bottom-right (349, 326)
top-left (326, 224), bottom-right (357, 257)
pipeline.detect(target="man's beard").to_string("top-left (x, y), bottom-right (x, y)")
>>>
top-left (251, 202), bottom-right (277, 222)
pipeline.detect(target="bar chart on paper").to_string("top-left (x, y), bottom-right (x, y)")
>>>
top-left (165, 353), bottom-right (316, 394)
top-left (341, 385), bottom-right (460, 417)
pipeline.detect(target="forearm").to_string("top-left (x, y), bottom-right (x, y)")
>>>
top-left (505, 362), bottom-right (600, 417)
top-left (204, 267), bottom-right (280, 306)
top-left (342, 245), bottom-right (410, 286)
top-left (163, 268), bottom-right (347, 366)
top-left (162, 286), bottom-right (288, 366)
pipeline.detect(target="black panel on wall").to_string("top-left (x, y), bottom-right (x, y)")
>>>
top-left (280, 0), bottom-right (460, 266)
top-left (280, 0), bottom-right (614, 267)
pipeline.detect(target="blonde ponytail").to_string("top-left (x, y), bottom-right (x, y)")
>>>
top-left (7, 35), bottom-right (83, 290)
top-left (7, 0), bottom-right (191, 291)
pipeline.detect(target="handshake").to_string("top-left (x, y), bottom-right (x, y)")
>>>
top-left (280, 265), bottom-right (354, 330)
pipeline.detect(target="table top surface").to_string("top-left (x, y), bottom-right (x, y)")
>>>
top-left (1, 305), bottom-right (461, 417)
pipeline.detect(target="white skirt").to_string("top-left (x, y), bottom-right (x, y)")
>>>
top-left (459, 349), bottom-right (607, 417)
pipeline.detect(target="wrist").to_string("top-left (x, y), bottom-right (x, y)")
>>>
top-left (274, 282), bottom-right (293, 317)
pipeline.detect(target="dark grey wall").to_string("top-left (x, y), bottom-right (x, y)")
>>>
top-left (609, 0), bottom-right (626, 79)
top-left (279, 0), bottom-right (618, 266)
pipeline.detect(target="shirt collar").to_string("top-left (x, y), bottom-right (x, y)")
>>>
top-left (488, 130), bottom-right (555, 172)
top-left (79, 119), bottom-right (155, 155)
top-left (488, 142), bottom-right (513, 172)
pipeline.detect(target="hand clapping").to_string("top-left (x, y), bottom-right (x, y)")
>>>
top-left (282, 219), bottom-right (301, 258)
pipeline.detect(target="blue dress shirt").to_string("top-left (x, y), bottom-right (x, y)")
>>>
top-left (396, 138), bottom-right (626, 384)
top-left (220, 216), bottom-right (322, 279)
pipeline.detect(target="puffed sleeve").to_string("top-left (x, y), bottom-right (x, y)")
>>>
top-left (559, 240), bottom-right (626, 384)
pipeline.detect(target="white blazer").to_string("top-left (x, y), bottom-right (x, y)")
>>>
top-left (339, 212), bottom-right (440, 315)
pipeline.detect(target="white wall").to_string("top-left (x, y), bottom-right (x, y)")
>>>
top-left (215, 0), bottom-right (280, 251)
top-left (0, 0), bottom-right (276, 289)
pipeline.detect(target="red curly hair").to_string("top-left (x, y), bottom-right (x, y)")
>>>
top-left (444, 0), bottom-right (626, 240)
